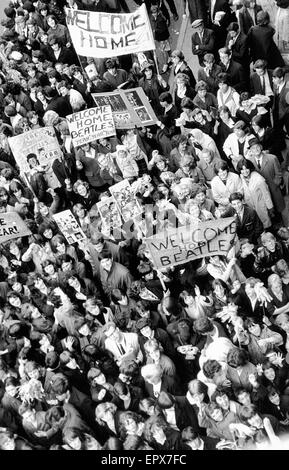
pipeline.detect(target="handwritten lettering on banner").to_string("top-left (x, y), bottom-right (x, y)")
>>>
top-left (66, 106), bottom-right (116, 147)
top-left (145, 217), bottom-right (237, 269)
top-left (8, 127), bottom-right (62, 174)
top-left (66, 4), bottom-right (155, 58)
top-left (0, 212), bottom-right (31, 243)
top-left (53, 210), bottom-right (86, 244)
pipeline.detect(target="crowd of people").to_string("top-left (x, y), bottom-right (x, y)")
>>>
top-left (0, 0), bottom-right (289, 451)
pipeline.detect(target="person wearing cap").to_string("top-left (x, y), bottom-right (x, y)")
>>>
top-left (191, 18), bottom-right (215, 66)
top-left (246, 137), bottom-right (286, 219)
top-left (223, 120), bottom-right (253, 170)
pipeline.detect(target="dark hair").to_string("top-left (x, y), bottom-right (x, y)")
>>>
top-left (157, 391), bottom-right (175, 409)
top-left (236, 158), bottom-right (255, 173)
top-left (181, 97), bottom-right (195, 110)
top-left (110, 288), bottom-right (126, 304)
top-left (202, 359), bottom-right (222, 379)
top-left (227, 347), bottom-right (249, 368)
top-left (272, 67), bottom-right (285, 79)
top-left (159, 92), bottom-right (173, 104)
top-left (239, 404), bottom-right (259, 422)
top-left (229, 192), bottom-right (243, 203)
top-left (215, 161), bottom-right (230, 174)
top-left (181, 426), bottom-right (200, 442)
top-left (193, 316), bottom-right (214, 335)
top-left (217, 72), bottom-right (229, 85)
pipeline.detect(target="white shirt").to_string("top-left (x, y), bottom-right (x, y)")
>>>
top-left (153, 381), bottom-right (162, 398)
top-left (211, 0), bottom-right (217, 21)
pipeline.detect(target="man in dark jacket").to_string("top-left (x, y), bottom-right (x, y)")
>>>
top-left (44, 86), bottom-right (73, 117)
top-left (229, 192), bottom-right (264, 245)
top-left (191, 19), bottom-right (215, 66)
top-left (219, 46), bottom-right (247, 92)
top-left (225, 22), bottom-right (249, 69)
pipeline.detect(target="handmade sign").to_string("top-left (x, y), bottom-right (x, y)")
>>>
top-left (66, 106), bottom-right (116, 147)
top-left (92, 87), bottom-right (157, 129)
top-left (66, 4), bottom-right (155, 58)
top-left (145, 217), bottom-right (237, 269)
top-left (0, 212), bottom-right (32, 243)
top-left (53, 210), bottom-right (86, 244)
top-left (8, 127), bottom-right (63, 174)
top-left (96, 196), bottom-right (122, 230)
top-left (109, 179), bottom-right (143, 222)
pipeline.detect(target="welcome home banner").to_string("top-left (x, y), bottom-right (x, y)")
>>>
top-left (66, 4), bottom-right (155, 58)
top-left (66, 106), bottom-right (116, 147)
top-left (0, 212), bottom-right (31, 243)
top-left (145, 217), bottom-right (237, 269)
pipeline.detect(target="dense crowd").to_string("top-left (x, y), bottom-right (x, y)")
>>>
top-left (0, 0), bottom-right (289, 451)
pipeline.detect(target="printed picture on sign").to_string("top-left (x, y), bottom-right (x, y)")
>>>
top-left (134, 106), bottom-right (151, 123)
top-left (94, 94), bottom-right (127, 112)
top-left (109, 180), bottom-right (143, 222)
top-left (97, 196), bottom-right (122, 230)
top-left (124, 90), bottom-right (143, 108)
top-left (53, 210), bottom-right (86, 244)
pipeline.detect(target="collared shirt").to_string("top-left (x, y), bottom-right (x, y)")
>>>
top-left (163, 408), bottom-right (179, 431)
top-left (255, 155), bottom-right (263, 169)
top-left (262, 71), bottom-right (274, 97)
top-left (237, 207), bottom-right (245, 222)
top-left (277, 80), bottom-right (286, 95)
top-left (211, 0), bottom-right (217, 21)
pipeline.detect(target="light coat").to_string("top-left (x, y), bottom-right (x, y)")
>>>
top-left (240, 171), bottom-right (273, 228)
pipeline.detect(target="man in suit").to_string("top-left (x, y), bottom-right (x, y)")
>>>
top-left (103, 322), bottom-right (143, 367)
top-left (191, 19), bottom-right (215, 66)
top-left (141, 363), bottom-right (182, 398)
top-left (225, 22), bottom-right (248, 69)
top-left (198, 53), bottom-right (222, 94)
top-left (250, 59), bottom-right (274, 107)
top-left (246, 137), bottom-right (286, 218)
top-left (156, 391), bottom-right (200, 432)
top-left (229, 192), bottom-right (264, 245)
top-left (48, 37), bottom-right (78, 66)
top-left (219, 46), bottom-right (247, 92)
top-left (238, 0), bottom-right (262, 35)
top-left (272, 67), bottom-right (289, 136)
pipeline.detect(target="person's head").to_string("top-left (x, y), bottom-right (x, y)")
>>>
top-left (194, 316), bottom-right (214, 336)
top-left (47, 14), bottom-right (57, 28)
top-left (159, 91), bottom-right (173, 108)
top-left (203, 53), bottom-right (215, 70)
top-left (216, 161), bottom-right (229, 181)
top-left (59, 350), bottom-right (79, 370)
top-left (211, 388), bottom-right (231, 411)
top-left (233, 119), bottom-right (246, 139)
top-left (187, 379), bottom-right (209, 403)
top-left (62, 427), bottom-right (86, 450)
top-left (141, 363), bottom-right (162, 386)
top-left (261, 231), bottom-right (276, 252)
top-left (244, 277), bottom-right (259, 299)
top-left (219, 47), bottom-right (231, 67)
top-left (99, 253), bottom-right (113, 272)
top-left (229, 192), bottom-right (244, 214)
top-left (236, 158), bottom-right (255, 178)
top-left (194, 186), bottom-right (207, 205)
top-left (256, 10), bottom-right (269, 26)
top-left (262, 361), bottom-right (276, 382)
top-left (119, 411), bottom-right (143, 437)
top-left (181, 97), bottom-right (195, 114)
top-left (227, 347), bottom-right (249, 369)
top-left (50, 234), bottom-right (67, 254)
top-left (171, 49), bottom-right (184, 65)
top-left (95, 402), bottom-right (118, 424)
top-left (195, 80), bottom-right (208, 98)
top-left (202, 359), bottom-right (222, 380)
top-left (275, 312), bottom-right (289, 332)
top-left (139, 397), bottom-right (159, 417)
top-left (73, 180), bottom-right (89, 198)
top-left (192, 18), bottom-right (204, 34)
top-left (142, 64), bottom-right (154, 79)
top-left (4, 376), bottom-right (19, 397)
top-left (181, 427), bottom-right (203, 448)
top-left (253, 59), bottom-right (267, 77)
top-left (103, 322), bottom-right (122, 342)
top-left (239, 404), bottom-right (263, 429)
top-left (157, 391), bottom-right (175, 411)
top-left (243, 317), bottom-right (262, 337)
top-left (19, 403), bottom-right (36, 424)
top-left (235, 388), bottom-right (252, 406)
top-left (217, 72), bottom-right (230, 92)
top-left (84, 297), bottom-right (104, 317)
top-left (267, 385), bottom-right (280, 406)
top-left (0, 429), bottom-right (16, 450)
top-left (272, 67), bottom-right (285, 87)
top-left (7, 291), bottom-right (22, 308)
top-left (144, 339), bottom-right (161, 363)
top-left (268, 273), bottom-right (283, 293)
top-left (143, 415), bottom-right (169, 444)
top-left (205, 402), bottom-right (224, 422)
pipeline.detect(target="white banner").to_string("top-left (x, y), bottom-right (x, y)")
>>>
top-left (66, 106), bottom-right (115, 147)
top-left (66, 4), bottom-right (155, 58)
